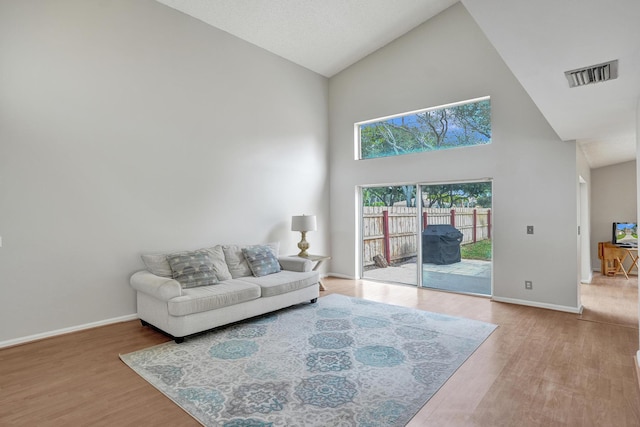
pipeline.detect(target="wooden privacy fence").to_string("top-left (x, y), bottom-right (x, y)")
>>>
top-left (362, 206), bottom-right (492, 267)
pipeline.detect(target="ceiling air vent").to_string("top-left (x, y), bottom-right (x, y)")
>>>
top-left (565, 60), bottom-right (618, 88)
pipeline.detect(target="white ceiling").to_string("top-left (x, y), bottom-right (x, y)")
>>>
top-left (155, 0), bottom-right (640, 169)
top-left (463, 0), bottom-right (640, 169)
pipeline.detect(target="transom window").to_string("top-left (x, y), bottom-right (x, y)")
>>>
top-left (356, 97), bottom-right (491, 159)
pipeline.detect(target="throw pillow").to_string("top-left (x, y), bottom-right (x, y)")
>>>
top-left (166, 250), bottom-right (218, 289)
top-left (242, 245), bottom-right (281, 277)
top-left (202, 245), bottom-right (233, 281)
top-left (223, 242), bottom-right (280, 279)
top-left (141, 253), bottom-right (172, 277)
top-left (265, 241), bottom-right (280, 257)
top-left (222, 245), bottom-right (253, 278)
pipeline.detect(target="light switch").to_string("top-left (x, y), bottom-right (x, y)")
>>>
top-left (527, 226), bottom-right (534, 235)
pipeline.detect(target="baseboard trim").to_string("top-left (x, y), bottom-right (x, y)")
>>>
top-left (491, 296), bottom-right (582, 314)
top-left (327, 275), bottom-right (583, 314)
top-left (580, 271), bottom-right (593, 284)
top-left (326, 273), bottom-right (356, 280)
top-left (0, 313), bottom-right (139, 349)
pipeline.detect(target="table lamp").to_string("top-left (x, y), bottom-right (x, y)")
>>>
top-left (291, 215), bottom-right (317, 257)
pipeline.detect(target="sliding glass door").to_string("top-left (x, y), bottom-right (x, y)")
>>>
top-left (361, 181), bottom-right (492, 296)
top-left (361, 185), bottom-right (418, 286)
top-left (420, 182), bottom-right (492, 295)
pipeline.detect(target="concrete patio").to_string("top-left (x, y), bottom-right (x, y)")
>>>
top-left (363, 259), bottom-right (492, 295)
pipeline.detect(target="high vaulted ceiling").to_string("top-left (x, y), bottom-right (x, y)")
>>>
top-left (155, 0), bottom-right (640, 169)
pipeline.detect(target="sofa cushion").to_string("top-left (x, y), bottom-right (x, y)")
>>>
top-left (242, 245), bottom-right (281, 277)
top-left (237, 270), bottom-right (319, 298)
top-left (167, 280), bottom-right (261, 316)
top-left (167, 251), bottom-right (218, 289)
top-left (223, 242), bottom-right (280, 278)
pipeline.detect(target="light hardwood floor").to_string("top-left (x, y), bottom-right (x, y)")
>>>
top-left (1, 275), bottom-right (638, 426)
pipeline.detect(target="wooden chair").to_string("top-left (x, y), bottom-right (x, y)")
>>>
top-left (602, 246), bottom-right (629, 279)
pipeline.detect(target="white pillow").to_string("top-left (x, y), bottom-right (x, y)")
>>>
top-left (202, 245), bottom-right (232, 281)
top-left (141, 253), bottom-right (172, 277)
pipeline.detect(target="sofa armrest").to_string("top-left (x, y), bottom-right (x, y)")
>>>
top-left (130, 270), bottom-right (182, 301)
top-left (278, 256), bottom-right (312, 272)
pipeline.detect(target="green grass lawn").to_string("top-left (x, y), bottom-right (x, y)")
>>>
top-left (461, 239), bottom-right (492, 261)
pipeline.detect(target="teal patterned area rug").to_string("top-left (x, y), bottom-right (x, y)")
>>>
top-left (120, 294), bottom-right (497, 426)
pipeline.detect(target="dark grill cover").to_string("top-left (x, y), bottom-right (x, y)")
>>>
top-left (422, 224), bottom-right (463, 265)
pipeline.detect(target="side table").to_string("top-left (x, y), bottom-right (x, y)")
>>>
top-left (295, 254), bottom-right (331, 291)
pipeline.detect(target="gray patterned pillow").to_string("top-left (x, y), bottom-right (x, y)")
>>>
top-left (166, 251), bottom-right (218, 288)
top-left (242, 245), bottom-right (281, 277)
top-left (222, 242), bottom-right (279, 278)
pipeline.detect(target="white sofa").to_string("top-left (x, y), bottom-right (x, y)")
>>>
top-left (130, 243), bottom-right (320, 342)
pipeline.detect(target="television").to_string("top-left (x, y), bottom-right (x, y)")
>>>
top-left (612, 222), bottom-right (638, 247)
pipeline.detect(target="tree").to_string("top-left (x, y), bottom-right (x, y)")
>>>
top-left (363, 186), bottom-right (416, 207)
top-left (422, 182), bottom-right (491, 208)
top-left (363, 183), bottom-right (491, 208)
top-left (450, 100), bottom-right (491, 140)
top-left (362, 181), bottom-right (491, 208)
top-left (359, 99), bottom-right (491, 159)
top-left (415, 109), bottom-right (448, 148)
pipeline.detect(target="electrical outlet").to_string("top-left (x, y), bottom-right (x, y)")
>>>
top-left (527, 225), bottom-right (534, 234)
top-left (525, 280), bottom-right (533, 290)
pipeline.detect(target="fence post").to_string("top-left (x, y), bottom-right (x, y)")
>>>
top-left (487, 209), bottom-right (492, 239)
top-left (472, 208), bottom-right (477, 243)
top-left (422, 211), bottom-right (428, 230)
top-left (450, 208), bottom-right (456, 227)
top-left (383, 210), bottom-right (390, 264)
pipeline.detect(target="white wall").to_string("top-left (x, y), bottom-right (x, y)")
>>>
top-left (0, 0), bottom-right (329, 344)
top-left (328, 3), bottom-right (579, 311)
top-left (590, 160), bottom-right (637, 270)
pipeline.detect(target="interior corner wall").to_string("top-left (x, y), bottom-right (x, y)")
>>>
top-left (590, 160), bottom-right (637, 270)
top-left (0, 0), bottom-right (329, 344)
top-left (328, 3), bottom-right (579, 310)
top-left (576, 145), bottom-right (592, 283)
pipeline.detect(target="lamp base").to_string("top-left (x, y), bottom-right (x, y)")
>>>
top-left (297, 231), bottom-right (310, 257)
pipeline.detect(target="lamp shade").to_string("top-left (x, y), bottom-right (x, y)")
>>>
top-left (291, 215), bottom-right (317, 232)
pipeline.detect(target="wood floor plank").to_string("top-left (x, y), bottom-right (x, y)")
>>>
top-left (1, 274), bottom-right (638, 426)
